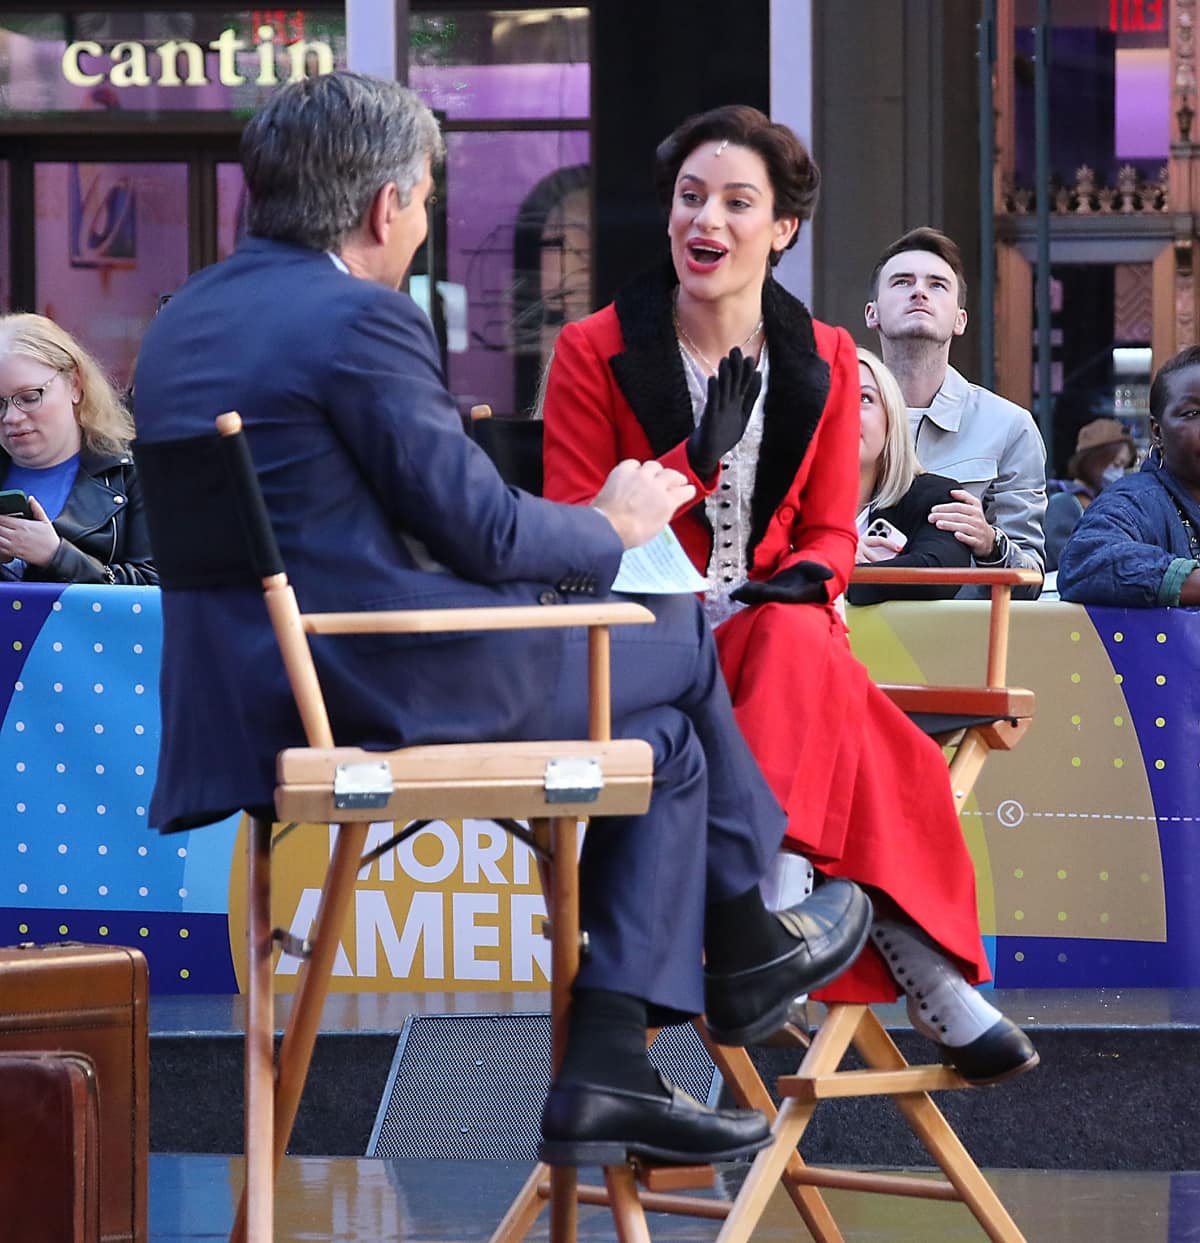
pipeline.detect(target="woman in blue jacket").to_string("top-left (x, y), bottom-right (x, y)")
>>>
top-left (1059, 346), bottom-right (1200, 607)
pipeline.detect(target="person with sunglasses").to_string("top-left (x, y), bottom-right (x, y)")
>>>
top-left (0, 313), bottom-right (156, 585)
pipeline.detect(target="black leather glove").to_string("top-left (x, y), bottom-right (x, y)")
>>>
top-left (685, 347), bottom-right (763, 479)
top-left (730, 561), bottom-right (834, 606)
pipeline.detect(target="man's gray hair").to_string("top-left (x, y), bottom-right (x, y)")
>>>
top-left (240, 71), bottom-right (445, 252)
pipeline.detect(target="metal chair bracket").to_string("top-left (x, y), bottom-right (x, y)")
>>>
top-left (543, 756), bottom-right (602, 804)
top-left (272, 928), bottom-right (312, 959)
top-left (334, 760), bottom-right (394, 810)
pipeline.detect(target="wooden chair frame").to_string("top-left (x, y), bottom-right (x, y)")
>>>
top-left (493, 565), bottom-right (1040, 1243)
top-left (156, 414), bottom-right (661, 1243)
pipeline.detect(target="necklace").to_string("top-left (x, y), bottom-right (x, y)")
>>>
top-left (673, 310), bottom-right (763, 375)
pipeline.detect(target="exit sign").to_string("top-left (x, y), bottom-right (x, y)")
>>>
top-left (1110, 0), bottom-right (1166, 31)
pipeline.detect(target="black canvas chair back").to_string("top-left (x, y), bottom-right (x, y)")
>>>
top-left (469, 409), bottom-right (544, 496)
top-left (133, 419), bottom-right (284, 589)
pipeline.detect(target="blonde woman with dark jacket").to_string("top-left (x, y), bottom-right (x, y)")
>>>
top-left (0, 313), bottom-right (156, 585)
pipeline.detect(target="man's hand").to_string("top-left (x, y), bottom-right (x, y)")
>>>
top-left (686, 348), bottom-right (762, 479)
top-left (730, 561), bottom-right (833, 606)
top-left (0, 496), bottom-right (61, 568)
top-left (929, 489), bottom-right (998, 557)
top-left (592, 459), bottom-right (696, 549)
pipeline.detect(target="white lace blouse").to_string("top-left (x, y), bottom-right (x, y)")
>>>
top-left (678, 342), bottom-right (770, 629)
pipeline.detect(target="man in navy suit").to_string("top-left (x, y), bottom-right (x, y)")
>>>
top-left (133, 72), bottom-right (870, 1167)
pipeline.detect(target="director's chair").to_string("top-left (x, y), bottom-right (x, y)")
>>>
top-left (135, 412), bottom-right (662, 1243)
top-left (493, 565), bottom-right (1039, 1243)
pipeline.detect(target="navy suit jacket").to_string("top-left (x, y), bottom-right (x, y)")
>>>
top-left (133, 237), bottom-right (623, 830)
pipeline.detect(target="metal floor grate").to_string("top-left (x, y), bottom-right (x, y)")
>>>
top-left (367, 1012), bottom-right (717, 1160)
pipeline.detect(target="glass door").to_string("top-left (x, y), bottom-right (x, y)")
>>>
top-left (33, 159), bottom-right (191, 388)
top-left (1, 138), bottom-right (237, 391)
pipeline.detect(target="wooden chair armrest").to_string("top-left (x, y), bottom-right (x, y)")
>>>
top-left (301, 601), bottom-right (654, 635)
top-left (849, 566), bottom-right (1040, 689)
top-left (880, 684), bottom-right (1035, 718)
top-left (849, 567), bottom-right (1042, 588)
top-left (275, 739), bottom-right (654, 821)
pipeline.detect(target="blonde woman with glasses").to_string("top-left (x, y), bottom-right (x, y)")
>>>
top-left (847, 347), bottom-right (969, 605)
top-left (0, 313), bottom-right (156, 585)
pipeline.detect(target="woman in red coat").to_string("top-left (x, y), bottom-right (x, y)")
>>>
top-left (542, 105), bottom-right (1036, 1084)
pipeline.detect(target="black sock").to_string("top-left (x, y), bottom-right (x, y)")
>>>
top-left (555, 988), bottom-right (664, 1096)
top-left (704, 885), bottom-right (792, 974)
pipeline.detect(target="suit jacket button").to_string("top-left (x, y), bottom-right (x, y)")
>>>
top-left (539, 589), bottom-right (558, 605)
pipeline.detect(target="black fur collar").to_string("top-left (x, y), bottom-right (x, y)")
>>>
top-left (609, 263), bottom-right (831, 561)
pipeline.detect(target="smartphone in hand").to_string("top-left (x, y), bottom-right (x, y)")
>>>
top-left (0, 490), bottom-right (33, 519)
top-left (865, 517), bottom-right (907, 550)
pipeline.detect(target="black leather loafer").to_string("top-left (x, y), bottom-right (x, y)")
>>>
top-left (538, 1073), bottom-right (772, 1167)
top-left (944, 1016), bottom-right (1040, 1086)
top-left (704, 879), bottom-right (872, 1047)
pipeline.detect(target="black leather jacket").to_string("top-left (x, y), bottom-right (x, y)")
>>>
top-left (2, 446), bottom-right (158, 585)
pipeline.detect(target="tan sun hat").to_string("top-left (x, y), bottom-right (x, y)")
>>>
top-left (1068, 417), bottom-right (1136, 478)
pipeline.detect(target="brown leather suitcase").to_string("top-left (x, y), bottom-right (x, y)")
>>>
top-left (0, 944), bottom-right (149, 1243)
top-left (0, 1051), bottom-right (101, 1243)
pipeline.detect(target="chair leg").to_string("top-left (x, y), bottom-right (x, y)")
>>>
top-left (702, 1030), bottom-right (845, 1243)
top-left (714, 1005), bottom-right (867, 1243)
top-left (495, 816), bottom-right (654, 1243)
top-left (243, 816), bottom-right (274, 1243)
top-left (550, 1167), bottom-right (579, 1243)
top-left (547, 817), bottom-right (578, 1072)
top-left (948, 729), bottom-right (991, 814)
top-left (489, 1163), bottom-right (552, 1243)
top-left (229, 820), bottom-right (370, 1243)
top-left (852, 1011), bottom-right (1027, 1243)
top-left (604, 1164), bottom-right (652, 1243)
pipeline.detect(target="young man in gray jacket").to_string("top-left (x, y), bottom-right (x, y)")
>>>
top-left (866, 227), bottom-right (1046, 587)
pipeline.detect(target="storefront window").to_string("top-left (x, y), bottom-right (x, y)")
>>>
top-left (0, 9), bottom-right (346, 116)
top-left (0, 6), bottom-right (594, 413)
top-left (997, 3), bottom-right (1170, 469)
top-left (1047, 260), bottom-right (1154, 475)
top-left (410, 7), bottom-right (588, 120)
top-left (1011, 0), bottom-right (1169, 191)
top-left (410, 7), bottom-right (591, 417)
top-left (35, 161), bottom-right (190, 388)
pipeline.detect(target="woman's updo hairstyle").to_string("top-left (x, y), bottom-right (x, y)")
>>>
top-left (653, 104), bottom-right (820, 267)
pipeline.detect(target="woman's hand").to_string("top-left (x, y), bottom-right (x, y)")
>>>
top-left (730, 560), bottom-right (833, 605)
top-left (686, 348), bottom-right (762, 479)
top-left (0, 496), bottom-right (62, 567)
top-left (1180, 567), bottom-right (1200, 606)
top-left (855, 533), bottom-right (905, 564)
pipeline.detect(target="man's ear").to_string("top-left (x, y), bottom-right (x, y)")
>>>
top-left (366, 182), bottom-right (395, 245)
top-left (864, 301), bottom-right (879, 331)
top-left (953, 305), bottom-right (968, 337)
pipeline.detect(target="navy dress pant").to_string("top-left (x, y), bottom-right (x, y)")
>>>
top-left (551, 592), bottom-right (786, 1017)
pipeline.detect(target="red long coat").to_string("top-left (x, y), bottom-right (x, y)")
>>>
top-left (543, 268), bottom-right (988, 1001)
